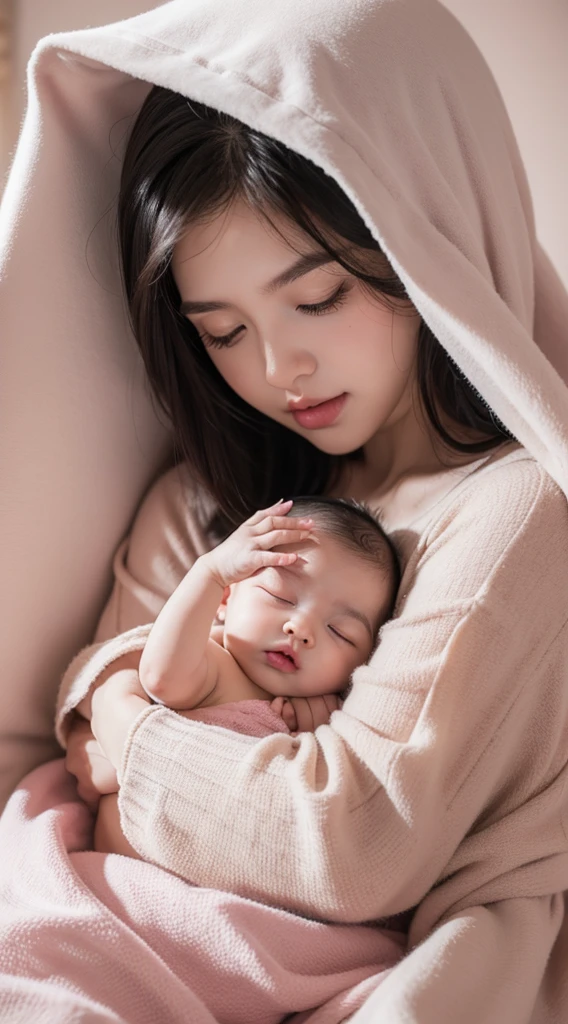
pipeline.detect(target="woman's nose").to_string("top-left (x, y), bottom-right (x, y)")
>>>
top-left (263, 338), bottom-right (317, 390)
top-left (283, 617), bottom-right (315, 649)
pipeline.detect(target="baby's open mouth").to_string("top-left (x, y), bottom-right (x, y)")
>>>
top-left (265, 649), bottom-right (300, 673)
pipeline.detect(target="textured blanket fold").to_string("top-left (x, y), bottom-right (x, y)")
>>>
top-left (0, 759), bottom-right (404, 1023)
top-left (179, 699), bottom-right (293, 737)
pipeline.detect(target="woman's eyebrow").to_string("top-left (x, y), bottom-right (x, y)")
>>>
top-left (179, 252), bottom-right (335, 315)
top-left (261, 251), bottom-right (336, 295)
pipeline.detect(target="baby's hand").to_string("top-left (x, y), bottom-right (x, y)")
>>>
top-left (204, 499), bottom-right (316, 589)
top-left (270, 694), bottom-right (343, 735)
top-left (65, 717), bottom-right (119, 811)
top-left (270, 695), bottom-right (298, 732)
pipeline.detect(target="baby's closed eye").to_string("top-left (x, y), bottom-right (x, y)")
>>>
top-left (260, 588), bottom-right (294, 606)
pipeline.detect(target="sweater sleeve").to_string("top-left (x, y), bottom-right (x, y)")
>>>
top-left (352, 894), bottom-right (565, 1024)
top-left (93, 463), bottom-right (216, 642)
top-left (54, 464), bottom-right (216, 746)
top-left (115, 458), bottom-right (568, 924)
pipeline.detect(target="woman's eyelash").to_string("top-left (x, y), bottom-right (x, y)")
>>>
top-left (297, 282), bottom-right (349, 317)
top-left (198, 326), bottom-right (241, 350)
top-left (198, 282), bottom-right (349, 349)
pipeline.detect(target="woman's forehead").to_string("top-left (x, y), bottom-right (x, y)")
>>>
top-left (173, 200), bottom-right (303, 269)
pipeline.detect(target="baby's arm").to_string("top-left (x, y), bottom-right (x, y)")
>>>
top-left (139, 559), bottom-right (223, 710)
top-left (139, 499), bottom-right (313, 711)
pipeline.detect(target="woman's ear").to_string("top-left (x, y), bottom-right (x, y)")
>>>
top-left (215, 585), bottom-right (231, 624)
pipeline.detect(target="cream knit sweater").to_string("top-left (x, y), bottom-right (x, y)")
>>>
top-left (56, 441), bottom-right (568, 1022)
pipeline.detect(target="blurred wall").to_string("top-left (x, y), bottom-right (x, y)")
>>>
top-left (441, 0), bottom-right (568, 286)
top-left (2, 0), bottom-right (567, 284)
top-left (0, 0), bottom-right (12, 186)
top-left (1, 0), bottom-right (160, 185)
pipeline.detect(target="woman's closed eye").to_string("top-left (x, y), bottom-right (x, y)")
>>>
top-left (297, 281), bottom-right (350, 317)
top-left (197, 282), bottom-right (350, 349)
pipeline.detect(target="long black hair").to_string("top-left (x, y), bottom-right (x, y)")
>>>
top-left (117, 85), bottom-right (515, 537)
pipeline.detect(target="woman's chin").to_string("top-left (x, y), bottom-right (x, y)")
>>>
top-left (304, 431), bottom-right (366, 456)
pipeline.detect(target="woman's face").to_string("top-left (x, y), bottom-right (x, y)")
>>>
top-left (171, 199), bottom-right (421, 456)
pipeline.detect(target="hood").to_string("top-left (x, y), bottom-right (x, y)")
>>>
top-left (1, 0), bottom-right (567, 693)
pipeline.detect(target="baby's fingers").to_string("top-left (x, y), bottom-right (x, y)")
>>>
top-left (248, 499), bottom-right (293, 525)
top-left (254, 513), bottom-right (313, 536)
top-left (253, 550), bottom-right (299, 568)
top-left (280, 699), bottom-right (299, 732)
top-left (257, 527), bottom-right (314, 549)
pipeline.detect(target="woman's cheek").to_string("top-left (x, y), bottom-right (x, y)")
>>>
top-left (211, 349), bottom-right (261, 403)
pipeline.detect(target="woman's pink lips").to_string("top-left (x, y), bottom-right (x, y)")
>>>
top-left (290, 393), bottom-right (347, 429)
top-left (266, 651), bottom-right (299, 673)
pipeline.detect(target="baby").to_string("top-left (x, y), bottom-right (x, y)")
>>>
top-left (92, 496), bottom-right (400, 855)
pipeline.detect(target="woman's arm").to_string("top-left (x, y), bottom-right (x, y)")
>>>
top-left (56, 465), bottom-right (215, 748)
top-left (58, 460), bottom-right (568, 932)
top-left (354, 894), bottom-right (564, 1024)
top-left (111, 461), bottom-right (568, 926)
top-left (95, 463), bottom-right (217, 643)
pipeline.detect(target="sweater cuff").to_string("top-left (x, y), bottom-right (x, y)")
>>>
top-left (54, 623), bottom-right (153, 749)
top-left (116, 701), bottom-right (164, 785)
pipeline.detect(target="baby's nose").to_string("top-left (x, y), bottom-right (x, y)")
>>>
top-left (283, 619), bottom-right (315, 648)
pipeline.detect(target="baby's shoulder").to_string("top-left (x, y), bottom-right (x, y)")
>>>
top-left (196, 636), bottom-right (269, 709)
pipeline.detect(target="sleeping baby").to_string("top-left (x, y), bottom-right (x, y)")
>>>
top-left (90, 495), bottom-right (401, 856)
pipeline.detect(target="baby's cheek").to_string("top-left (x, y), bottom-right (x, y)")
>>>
top-left (308, 646), bottom-right (351, 692)
top-left (336, 645), bottom-right (365, 685)
top-left (226, 600), bottom-right (267, 641)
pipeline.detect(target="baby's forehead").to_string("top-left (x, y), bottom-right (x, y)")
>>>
top-left (293, 531), bottom-right (371, 569)
top-left (283, 538), bottom-right (382, 593)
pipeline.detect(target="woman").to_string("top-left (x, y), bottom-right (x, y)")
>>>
top-left (2, 0), bottom-right (568, 1021)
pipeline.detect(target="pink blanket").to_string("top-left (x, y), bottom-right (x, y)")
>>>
top-left (178, 698), bottom-right (294, 737)
top-left (0, 755), bottom-right (405, 1023)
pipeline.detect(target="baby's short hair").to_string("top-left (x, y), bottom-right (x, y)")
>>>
top-left (284, 495), bottom-right (401, 632)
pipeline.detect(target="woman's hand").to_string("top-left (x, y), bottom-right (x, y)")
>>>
top-left (65, 716), bottom-right (119, 811)
top-left (270, 693), bottom-right (343, 735)
top-left (203, 499), bottom-right (316, 589)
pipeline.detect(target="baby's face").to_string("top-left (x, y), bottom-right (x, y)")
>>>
top-left (222, 531), bottom-right (391, 698)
